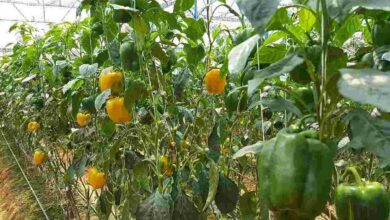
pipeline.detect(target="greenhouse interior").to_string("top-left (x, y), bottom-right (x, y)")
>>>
top-left (0, 0), bottom-right (389, 219)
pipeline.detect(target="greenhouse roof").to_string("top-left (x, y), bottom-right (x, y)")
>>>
top-left (0, 0), bottom-right (293, 53)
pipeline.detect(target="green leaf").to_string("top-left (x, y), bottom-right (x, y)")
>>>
top-left (172, 194), bottom-right (200, 220)
top-left (109, 41), bottom-right (121, 66)
top-left (207, 123), bottom-right (220, 163)
top-left (228, 34), bottom-right (260, 75)
top-left (239, 192), bottom-right (257, 220)
top-left (100, 118), bottom-right (116, 137)
top-left (21, 74), bottom-right (37, 83)
top-left (338, 68), bottom-right (390, 112)
top-left (79, 63), bottom-right (98, 77)
top-left (121, 183), bottom-right (141, 217)
top-left (95, 89), bottom-right (111, 110)
top-left (71, 91), bottom-right (83, 118)
top-left (266, 8), bottom-right (292, 31)
top-left (249, 98), bottom-right (302, 116)
top-left (334, 15), bottom-right (361, 47)
top-left (150, 43), bottom-right (168, 63)
top-left (192, 165), bottom-right (209, 197)
top-left (63, 78), bottom-right (84, 94)
top-left (110, 3), bottom-right (138, 12)
top-left (252, 44), bottom-right (287, 65)
top-left (97, 192), bottom-right (112, 217)
top-left (76, 155), bottom-right (88, 177)
top-left (232, 141), bottom-right (263, 159)
top-left (63, 165), bottom-right (76, 186)
top-left (215, 174), bottom-right (239, 214)
top-left (173, 0), bottom-right (195, 13)
top-left (124, 80), bottom-right (146, 110)
top-left (132, 160), bottom-right (147, 179)
top-left (182, 18), bottom-right (206, 41)
top-left (132, 14), bottom-right (149, 45)
top-left (263, 31), bottom-right (287, 46)
top-left (202, 161), bottom-right (219, 211)
top-left (287, 24), bottom-right (307, 43)
top-left (81, 95), bottom-right (97, 114)
top-left (298, 8), bottom-right (316, 32)
top-left (53, 60), bottom-right (68, 76)
top-left (344, 109), bottom-right (390, 167)
top-left (326, 47), bottom-right (348, 75)
top-left (328, 0), bottom-right (390, 23)
top-left (236, 0), bottom-right (279, 34)
top-left (136, 191), bottom-right (172, 220)
top-left (183, 44), bottom-right (205, 67)
top-left (248, 54), bottom-right (304, 95)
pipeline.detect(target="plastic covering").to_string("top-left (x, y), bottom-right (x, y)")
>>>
top-left (0, 0), bottom-right (292, 53)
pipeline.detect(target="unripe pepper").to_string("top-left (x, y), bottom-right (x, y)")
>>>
top-left (335, 167), bottom-right (389, 220)
top-left (257, 129), bottom-right (333, 220)
top-left (372, 21), bottom-right (390, 47)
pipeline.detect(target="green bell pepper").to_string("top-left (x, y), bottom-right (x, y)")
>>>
top-left (257, 129), bottom-right (333, 220)
top-left (372, 21), bottom-right (390, 47)
top-left (335, 167), bottom-right (389, 220)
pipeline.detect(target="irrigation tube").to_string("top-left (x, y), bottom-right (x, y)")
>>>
top-left (0, 130), bottom-right (50, 220)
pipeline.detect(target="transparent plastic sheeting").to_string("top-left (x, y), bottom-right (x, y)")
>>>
top-left (0, 0), bottom-right (291, 52)
top-left (0, 0), bottom-right (79, 50)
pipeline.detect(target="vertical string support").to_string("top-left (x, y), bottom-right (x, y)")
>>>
top-left (1, 130), bottom-right (50, 220)
top-left (319, 0), bottom-right (329, 140)
top-left (256, 41), bottom-right (265, 141)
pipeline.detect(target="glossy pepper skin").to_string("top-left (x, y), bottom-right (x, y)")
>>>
top-left (372, 21), bottom-right (390, 47)
top-left (257, 129), bottom-right (333, 220)
top-left (335, 167), bottom-right (389, 220)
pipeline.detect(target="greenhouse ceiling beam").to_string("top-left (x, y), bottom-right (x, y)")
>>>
top-left (61, 1), bottom-right (78, 21)
top-left (161, 0), bottom-right (174, 8)
top-left (42, 0), bottom-right (46, 22)
top-left (0, 48), bottom-right (12, 56)
top-left (12, 2), bottom-right (28, 20)
top-left (0, 0), bottom-right (76, 8)
top-left (212, 15), bottom-right (240, 22)
top-left (0, 18), bottom-right (53, 24)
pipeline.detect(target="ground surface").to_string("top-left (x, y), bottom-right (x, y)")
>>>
top-left (0, 146), bottom-right (38, 219)
top-left (0, 131), bottom-right (64, 220)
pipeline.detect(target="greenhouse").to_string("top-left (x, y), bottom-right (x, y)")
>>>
top-left (0, 0), bottom-right (389, 219)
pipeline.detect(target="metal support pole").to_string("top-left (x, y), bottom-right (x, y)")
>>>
top-left (194, 0), bottom-right (197, 19)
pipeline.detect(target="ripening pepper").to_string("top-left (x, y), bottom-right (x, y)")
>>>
top-left (257, 129), bottom-right (333, 220)
top-left (86, 167), bottom-right (106, 190)
top-left (33, 150), bottom-right (45, 166)
top-left (99, 70), bottom-right (123, 95)
top-left (77, 112), bottom-right (91, 127)
top-left (27, 121), bottom-right (40, 132)
top-left (159, 155), bottom-right (174, 176)
top-left (106, 97), bottom-right (132, 123)
top-left (204, 69), bottom-right (226, 94)
top-left (335, 167), bottom-right (389, 220)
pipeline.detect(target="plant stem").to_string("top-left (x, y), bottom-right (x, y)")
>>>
top-left (368, 154), bottom-right (374, 181)
top-left (343, 167), bottom-right (363, 186)
top-left (319, 0), bottom-right (329, 141)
